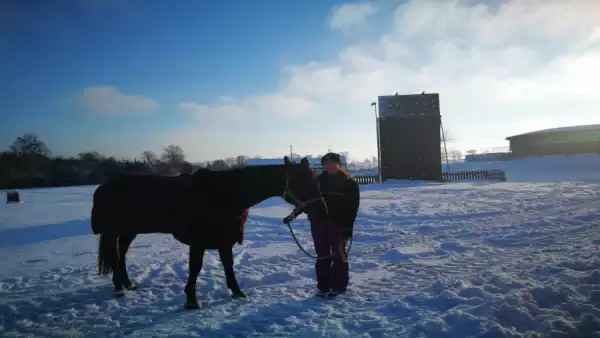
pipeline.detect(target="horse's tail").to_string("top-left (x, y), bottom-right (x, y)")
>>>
top-left (97, 233), bottom-right (119, 275)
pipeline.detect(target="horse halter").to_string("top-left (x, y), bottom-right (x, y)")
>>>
top-left (282, 172), bottom-right (327, 224)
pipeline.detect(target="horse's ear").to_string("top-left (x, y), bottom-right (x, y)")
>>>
top-left (300, 157), bottom-right (309, 167)
top-left (284, 156), bottom-right (291, 166)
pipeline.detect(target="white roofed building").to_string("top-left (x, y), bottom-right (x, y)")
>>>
top-left (506, 124), bottom-right (600, 158)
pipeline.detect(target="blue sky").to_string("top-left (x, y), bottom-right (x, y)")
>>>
top-left (2, 0), bottom-right (599, 162)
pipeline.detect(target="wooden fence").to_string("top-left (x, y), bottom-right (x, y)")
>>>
top-left (442, 169), bottom-right (490, 181)
top-left (353, 175), bottom-right (380, 185)
top-left (352, 169), bottom-right (506, 185)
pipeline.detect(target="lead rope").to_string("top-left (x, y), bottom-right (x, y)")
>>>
top-left (280, 170), bottom-right (352, 261)
top-left (281, 172), bottom-right (328, 219)
top-left (285, 218), bottom-right (353, 261)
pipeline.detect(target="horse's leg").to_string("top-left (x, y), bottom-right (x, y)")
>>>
top-left (217, 245), bottom-right (246, 298)
top-left (97, 233), bottom-right (125, 297)
top-left (118, 234), bottom-right (138, 291)
top-left (183, 244), bottom-right (205, 310)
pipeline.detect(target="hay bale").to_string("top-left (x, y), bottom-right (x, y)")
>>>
top-left (6, 190), bottom-right (20, 203)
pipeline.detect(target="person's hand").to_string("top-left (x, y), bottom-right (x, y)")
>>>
top-left (340, 238), bottom-right (350, 262)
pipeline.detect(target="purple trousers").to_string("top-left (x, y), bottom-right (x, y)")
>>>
top-left (310, 219), bottom-right (349, 292)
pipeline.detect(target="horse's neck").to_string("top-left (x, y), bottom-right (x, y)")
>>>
top-left (228, 165), bottom-right (285, 209)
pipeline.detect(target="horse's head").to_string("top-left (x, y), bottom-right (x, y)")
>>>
top-left (281, 156), bottom-right (327, 221)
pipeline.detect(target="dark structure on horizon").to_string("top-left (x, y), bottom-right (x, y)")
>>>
top-left (506, 124), bottom-right (600, 158)
top-left (377, 92), bottom-right (442, 181)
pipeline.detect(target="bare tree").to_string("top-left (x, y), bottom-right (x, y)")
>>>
top-left (161, 145), bottom-right (185, 165)
top-left (450, 149), bottom-right (462, 162)
top-left (141, 150), bottom-right (157, 164)
top-left (78, 151), bottom-right (104, 162)
top-left (223, 157), bottom-right (237, 166)
top-left (236, 155), bottom-right (248, 166)
top-left (208, 159), bottom-right (230, 170)
top-left (371, 156), bottom-right (378, 165)
top-left (441, 128), bottom-right (453, 143)
top-left (466, 149), bottom-right (477, 156)
top-left (9, 133), bottom-right (51, 157)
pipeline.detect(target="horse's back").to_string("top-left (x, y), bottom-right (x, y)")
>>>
top-left (91, 173), bottom-right (189, 235)
top-left (94, 172), bottom-right (188, 199)
top-left (90, 171), bottom-right (244, 237)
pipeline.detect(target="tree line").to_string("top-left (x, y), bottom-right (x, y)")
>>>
top-left (0, 133), bottom-right (250, 190)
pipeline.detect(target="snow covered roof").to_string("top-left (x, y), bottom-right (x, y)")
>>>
top-left (246, 156), bottom-right (347, 167)
top-left (506, 124), bottom-right (600, 140)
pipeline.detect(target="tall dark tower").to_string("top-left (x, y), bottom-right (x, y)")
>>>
top-left (377, 93), bottom-right (442, 181)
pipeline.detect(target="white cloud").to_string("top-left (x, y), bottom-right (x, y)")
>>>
top-left (177, 93), bottom-right (317, 121)
top-left (177, 101), bottom-right (247, 121)
top-left (328, 2), bottom-right (379, 30)
top-left (168, 0), bottom-right (600, 161)
top-left (76, 86), bottom-right (159, 115)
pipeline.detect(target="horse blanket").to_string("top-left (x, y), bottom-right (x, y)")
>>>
top-left (172, 208), bottom-right (249, 248)
top-left (91, 173), bottom-right (250, 245)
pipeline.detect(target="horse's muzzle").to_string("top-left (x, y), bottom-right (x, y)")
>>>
top-left (282, 197), bottom-right (327, 224)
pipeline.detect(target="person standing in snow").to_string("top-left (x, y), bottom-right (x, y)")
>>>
top-left (308, 152), bottom-right (360, 296)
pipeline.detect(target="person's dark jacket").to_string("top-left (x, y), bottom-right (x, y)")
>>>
top-left (309, 170), bottom-right (360, 238)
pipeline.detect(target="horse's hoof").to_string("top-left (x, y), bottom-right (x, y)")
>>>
top-left (184, 302), bottom-right (200, 310)
top-left (232, 292), bottom-right (247, 299)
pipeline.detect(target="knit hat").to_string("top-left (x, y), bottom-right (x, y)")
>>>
top-left (321, 152), bottom-right (341, 166)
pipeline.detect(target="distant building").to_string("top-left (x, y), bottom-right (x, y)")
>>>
top-left (246, 156), bottom-right (348, 175)
top-left (464, 152), bottom-right (512, 162)
top-left (506, 124), bottom-right (600, 158)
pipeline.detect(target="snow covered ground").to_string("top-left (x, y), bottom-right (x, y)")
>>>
top-left (2, 158), bottom-right (600, 337)
top-left (355, 154), bottom-right (600, 182)
top-left (448, 154), bottom-right (600, 182)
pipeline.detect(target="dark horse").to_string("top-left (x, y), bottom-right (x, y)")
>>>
top-left (91, 157), bottom-right (326, 309)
